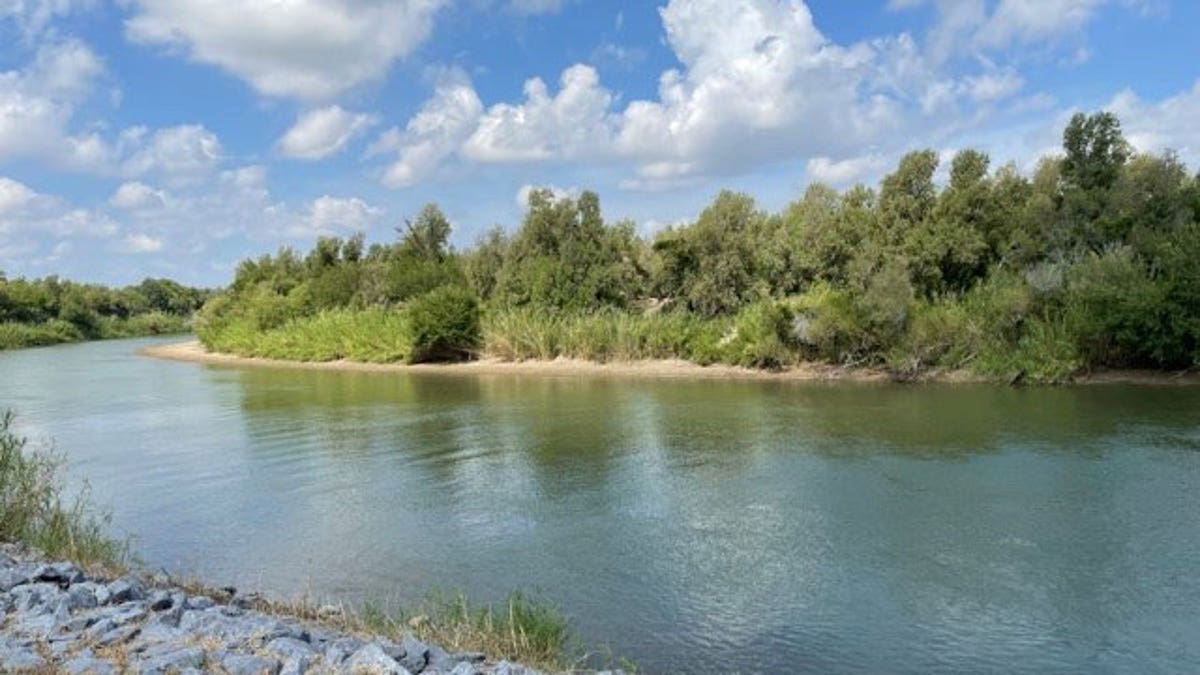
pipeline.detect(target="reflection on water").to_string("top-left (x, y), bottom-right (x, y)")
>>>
top-left (2, 337), bottom-right (1199, 673)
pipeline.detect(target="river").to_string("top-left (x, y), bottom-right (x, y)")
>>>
top-left (2, 336), bottom-right (1199, 673)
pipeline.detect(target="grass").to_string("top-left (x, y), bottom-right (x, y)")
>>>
top-left (0, 411), bottom-right (127, 571)
top-left (200, 309), bottom-right (414, 363)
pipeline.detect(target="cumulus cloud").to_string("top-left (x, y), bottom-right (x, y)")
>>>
top-left (1107, 80), bottom-right (1200, 164)
top-left (122, 233), bottom-right (164, 253)
top-left (289, 196), bottom-right (383, 237)
top-left (109, 182), bottom-right (169, 210)
top-left (463, 65), bottom-right (615, 163)
top-left (120, 125), bottom-right (222, 181)
top-left (0, 0), bottom-right (95, 38)
top-left (805, 154), bottom-right (891, 187)
top-left (514, 183), bottom-right (577, 209)
top-left (370, 69), bottom-right (483, 188)
top-left (278, 105), bottom-right (377, 160)
top-left (0, 38), bottom-right (110, 170)
top-left (124, 0), bottom-right (446, 100)
top-left (0, 177), bottom-right (38, 215)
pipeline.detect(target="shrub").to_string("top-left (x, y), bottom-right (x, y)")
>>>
top-left (404, 286), bottom-right (481, 363)
top-left (0, 411), bottom-right (125, 569)
top-left (1062, 247), bottom-right (1170, 367)
top-left (722, 300), bottom-right (797, 369)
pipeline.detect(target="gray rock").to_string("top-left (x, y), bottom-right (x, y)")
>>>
top-left (447, 662), bottom-right (482, 675)
top-left (106, 576), bottom-right (147, 603)
top-left (108, 604), bottom-right (148, 628)
top-left (136, 645), bottom-right (206, 674)
top-left (0, 564), bottom-right (37, 592)
top-left (267, 635), bottom-right (316, 673)
top-left (67, 583), bottom-right (98, 610)
top-left (94, 623), bottom-right (141, 647)
top-left (399, 633), bottom-right (430, 672)
top-left (0, 637), bottom-right (46, 671)
top-left (64, 649), bottom-right (118, 675)
top-left (324, 637), bottom-right (366, 666)
top-left (222, 652), bottom-right (283, 675)
top-left (346, 642), bottom-right (413, 675)
top-left (490, 662), bottom-right (539, 675)
top-left (37, 561), bottom-right (85, 584)
top-left (186, 595), bottom-right (214, 610)
top-left (426, 643), bottom-right (456, 671)
top-left (148, 589), bottom-right (173, 611)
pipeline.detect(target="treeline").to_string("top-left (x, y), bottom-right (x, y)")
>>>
top-left (198, 112), bottom-right (1200, 382)
top-left (0, 275), bottom-right (210, 350)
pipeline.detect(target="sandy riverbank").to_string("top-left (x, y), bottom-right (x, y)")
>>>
top-left (139, 341), bottom-right (1200, 386)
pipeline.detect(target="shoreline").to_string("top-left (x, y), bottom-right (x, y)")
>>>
top-left (0, 542), bottom-right (559, 674)
top-left (139, 341), bottom-right (1200, 386)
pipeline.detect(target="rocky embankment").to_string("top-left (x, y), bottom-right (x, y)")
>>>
top-left (0, 544), bottom-right (591, 674)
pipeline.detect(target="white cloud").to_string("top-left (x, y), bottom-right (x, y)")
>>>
top-left (514, 183), bottom-right (578, 209)
top-left (290, 196), bottom-right (383, 237)
top-left (120, 125), bottom-right (222, 181)
top-left (976, 0), bottom-right (1100, 48)
top-left (0, 0), bottom-right (95, 37)
top-left (463, 64), bottom-right (614, 162)
top-left (124, 0), bottom-right (446, 100)
top-left (278, 105), bottom-right (377, 160)
top-left (0, 177), bottom-right (38, 214)
top-left (109, 182), bottom-right (169, 210)
top-left (371, 69), bottom-right (483, 188)
top-left (1107, 80), bottom-right (1200, 164)
top-left (805, 154), bottom-right (890, 186)
top-left (122, 233), bottom-right (164, 253)
top-left (0, 39), bottom-right (110, 170)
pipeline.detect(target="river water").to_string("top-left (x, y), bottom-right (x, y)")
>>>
top-left (2, 337), bottom-right (1199, 673)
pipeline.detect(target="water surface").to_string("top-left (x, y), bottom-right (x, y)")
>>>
top-left (2, 337), bottom-right (1199, 673)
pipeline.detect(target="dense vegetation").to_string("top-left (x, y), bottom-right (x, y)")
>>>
top-left (0, 275), bottom-right (209, 350)
top-left (198, 113), bottom-right (1200, 382)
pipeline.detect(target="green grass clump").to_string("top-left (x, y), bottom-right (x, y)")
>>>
top-left (0, 410), bottom-right (126, 570)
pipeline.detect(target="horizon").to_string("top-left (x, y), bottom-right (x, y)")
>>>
top-left (1, 0), bottom-right (1198, 287)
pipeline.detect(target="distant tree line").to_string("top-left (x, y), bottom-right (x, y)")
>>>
top-left (198, 112), bottom-right (1200, 381)
top-left (0, 275), bottom-right (211, 349)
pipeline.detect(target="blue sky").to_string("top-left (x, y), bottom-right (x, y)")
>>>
top-left (0, 0), bottom-right (1197, 286)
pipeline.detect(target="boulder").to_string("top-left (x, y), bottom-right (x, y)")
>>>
top-left (346, 642), bottom-right (413, 675)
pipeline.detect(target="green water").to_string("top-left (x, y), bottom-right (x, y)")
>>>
top-left (3, 337), bottom-right (1199, 673)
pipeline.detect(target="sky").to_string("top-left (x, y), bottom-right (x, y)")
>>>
top-left (0, 0), bottom-right (1197, 286)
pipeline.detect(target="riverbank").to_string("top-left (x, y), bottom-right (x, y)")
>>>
top-left (0, 542), bottom-right (575, 674)
top-left (141, 340), bottom-right (1200, 386)
top-left (141, 340), bottom-right (912, 383)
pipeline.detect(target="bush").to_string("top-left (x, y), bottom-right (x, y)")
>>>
top-left (0, 411), bottom-right (125, 569)
top-left (404, 286), bottom-right (481, 363)
top-left (722, 300), bottom-right (797, 369)
top-left (1062, 248), bottom-right (1170, 367)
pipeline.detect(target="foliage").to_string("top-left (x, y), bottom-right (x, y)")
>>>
top-left (0, 411), bottom-right (126, 569)
top-left (194, 112), bottom-right (1200, 381)
top-left (0, 274), bottom-right (205, 350)
top-left (405, 286), bottom-right (481, 363)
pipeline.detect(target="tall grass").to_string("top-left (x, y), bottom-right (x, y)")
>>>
top-left (482, 307), bottom-right (727, 364)
top-left (0, 411), bottom-right (126, 570)
top-left (342, 591), bottom-right (579, 671)
top-left (201, 309), bottom-right (414, 363)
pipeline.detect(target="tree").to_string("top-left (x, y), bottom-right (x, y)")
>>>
top-left (1060, 111), bottom-right (1131, 250)
top-left (652, 191), bottom-right (764, 316)
top-left (400, 204), bottom-right (452, 261)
